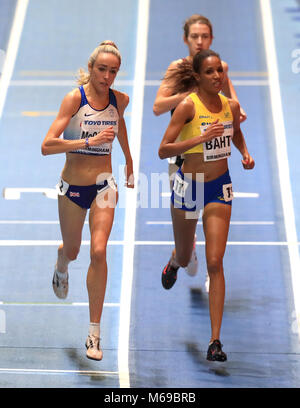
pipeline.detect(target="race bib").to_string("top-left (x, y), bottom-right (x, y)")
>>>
top-left (80, 122), bottom-right (114, 155)
top-left (168, 156), bottom-right (177, 164)
top-left (107, 175), bottom-right (118, 191)
top-left (173, 172), bottom-right (189, 198)
top-left (222, 183), bottom-right (234, 202)
top-left (56, 178), bottom-right (69, 196)
top-left (85, 141), bottom-right (112, 155)
top-left (202, 121), bottom-right (233, 162)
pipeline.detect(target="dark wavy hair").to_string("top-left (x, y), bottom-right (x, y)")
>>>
top-left (163, 49), bottom-right (220, 94)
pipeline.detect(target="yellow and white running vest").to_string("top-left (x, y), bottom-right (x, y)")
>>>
top-left (179, 92), bottom-right (234, 161)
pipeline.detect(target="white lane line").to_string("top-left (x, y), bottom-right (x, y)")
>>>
top-left (19, 70), bottom-right (128, 77)
top-left (9, 79), bottom-right (134, 86)
top-left (230, 71), bottom-right (268, 77)
top-left (17, 70), bottom-right (268, 78)
top-left (0, 302), bottom-right (119, 307)
top-left (161, 192), bottom-right (259, 198)
top-left (0, 240), bottom-right (123, 246)
top-left (233, 192), bottom-right (259, 198)
top-left (232, 79), bottom-right (269, 86)
top-left (134, 241), bottom-right (299, 246)
top-left (0, 220), bottom-right (274, 226)
top-left (2, 188), bottom-right (259, 200)
top-left (9, 79), bottom-right (269, 87)
top-left (0, 0), bottom-right (29, 120)
top-left (260, 0), bottom-right (300, 340)
top-left (144, 79), bottom-right (269, 87)
top-left (117, 0), bottom-right (150, 389)
top-left (0, 221), bottom-right (61, 224)
top-left (0, 220), bottom-right (90, 224)
top-left (0, 240), bottom-right (298, 246)
top-left (3, 187), bottom-right (58, 199)
top-left (0, 368), bottom-right (118, 376)
top-left (146, 221), bottom-right (275, 226)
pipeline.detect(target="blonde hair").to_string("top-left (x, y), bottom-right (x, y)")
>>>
top-left (77, 41), bottom-right (121, 85)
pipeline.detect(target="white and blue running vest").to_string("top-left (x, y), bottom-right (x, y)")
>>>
top-left (63, 85), bottom-right (119, 155)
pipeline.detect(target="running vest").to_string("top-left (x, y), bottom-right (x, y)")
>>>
top-left (179, 92), bottom-right (234, 161)
top-left (63, 85), bottom-right (119, 156)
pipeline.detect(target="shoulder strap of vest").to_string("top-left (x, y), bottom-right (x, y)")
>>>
top-left (79, 85), bottom-right (88, 107)
top-left (219, 93), bottom-right (229, 108)
top-left (188, 92), bottom-right (202, 112)
top-left (109, 88), bottom-right (118, 110)
top-left (219, 93), bottom-right (233, 117)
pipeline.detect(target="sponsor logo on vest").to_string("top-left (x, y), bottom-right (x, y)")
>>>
top-left (83, 120), bottom-right (117, 126)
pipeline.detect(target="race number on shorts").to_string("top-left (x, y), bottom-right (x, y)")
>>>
top-left (173, 172), bottom-right (189, 198)
top-left (222, 183), bottom-right (234, 202)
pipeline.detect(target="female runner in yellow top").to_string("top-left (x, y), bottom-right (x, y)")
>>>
top-left (158, 49), bottom-right (254, 362)
top-left (41, 41), bottom-right (134, 361)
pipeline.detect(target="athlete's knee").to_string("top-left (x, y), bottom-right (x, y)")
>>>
top-left (90, 244), bottom-right (107, 265)
top-left (206, 255), bottom-right (223, 275)
top-left (64, 246), bottom-right (80, 261)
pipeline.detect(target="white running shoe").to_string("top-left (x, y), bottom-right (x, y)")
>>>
top-left (185, 235), bottom-right (198, 276)
top-left (85, 335), bottom-right (103, 361)
top-left (205, 273), bottom-right (210, 293)
top-left (52, 265), bottom-right (69, 299)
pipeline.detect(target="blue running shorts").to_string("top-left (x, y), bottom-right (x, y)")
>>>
top-left (171, 168), bottom-right (233, 212)
top-left (56, 175), bottom-right (117, 209)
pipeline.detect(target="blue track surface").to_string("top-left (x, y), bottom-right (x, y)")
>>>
top-left (0, 0), bottom-right (300, 389)
top-left (130, 0), bottom-right (300, 388)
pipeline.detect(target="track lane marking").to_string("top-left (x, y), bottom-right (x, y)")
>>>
top-left (260, 0), bottom-right (300, 339)
top-left (117, 0), bottom-right (150, 389)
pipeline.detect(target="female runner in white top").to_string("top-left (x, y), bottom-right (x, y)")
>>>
top-left (42, 41), bottom-right (134, 361)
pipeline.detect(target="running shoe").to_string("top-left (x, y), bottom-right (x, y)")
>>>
top-left (185, 235), bottom-right (198, 277)
top-left (52, 265), bottom-right (69, 299)
top-left (206, 339), bottom-right (227, 362)
top-left (161, 261), bottom-right (179, 290)
top-left (205, 273), bottom-right (210, 293)
top-left (85, 335), bottom-right (103, 361)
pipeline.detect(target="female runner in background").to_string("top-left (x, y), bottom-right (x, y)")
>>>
top-left (153, 14), bottom-right (247, 279)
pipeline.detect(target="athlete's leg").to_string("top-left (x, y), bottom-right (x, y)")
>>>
top-left (87, 188), bottom-right (118, 324)
top-left (170, 166), bottom-right (199, 276)
top-left (57, 195), bottom-right (87, 269)
top-left (161, 205), bottom-right (199, 290)
top-left (53, 196), bottom-right (87, 298)
top-left (171, 204), bottom-right (199, 267)
top-left (202, 202), bottom-right (231, 342)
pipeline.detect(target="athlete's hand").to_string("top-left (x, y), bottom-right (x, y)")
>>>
top-left (201, 119), bottom-right (224, 143)
top-left (89, 126), bottom-right (115, 146)
top-left (124, 161), bottom-right (134, 188)
top-left (239, 107), bottom-right (247, 123)
top-left (242, 153), bottom-right (255, 169)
